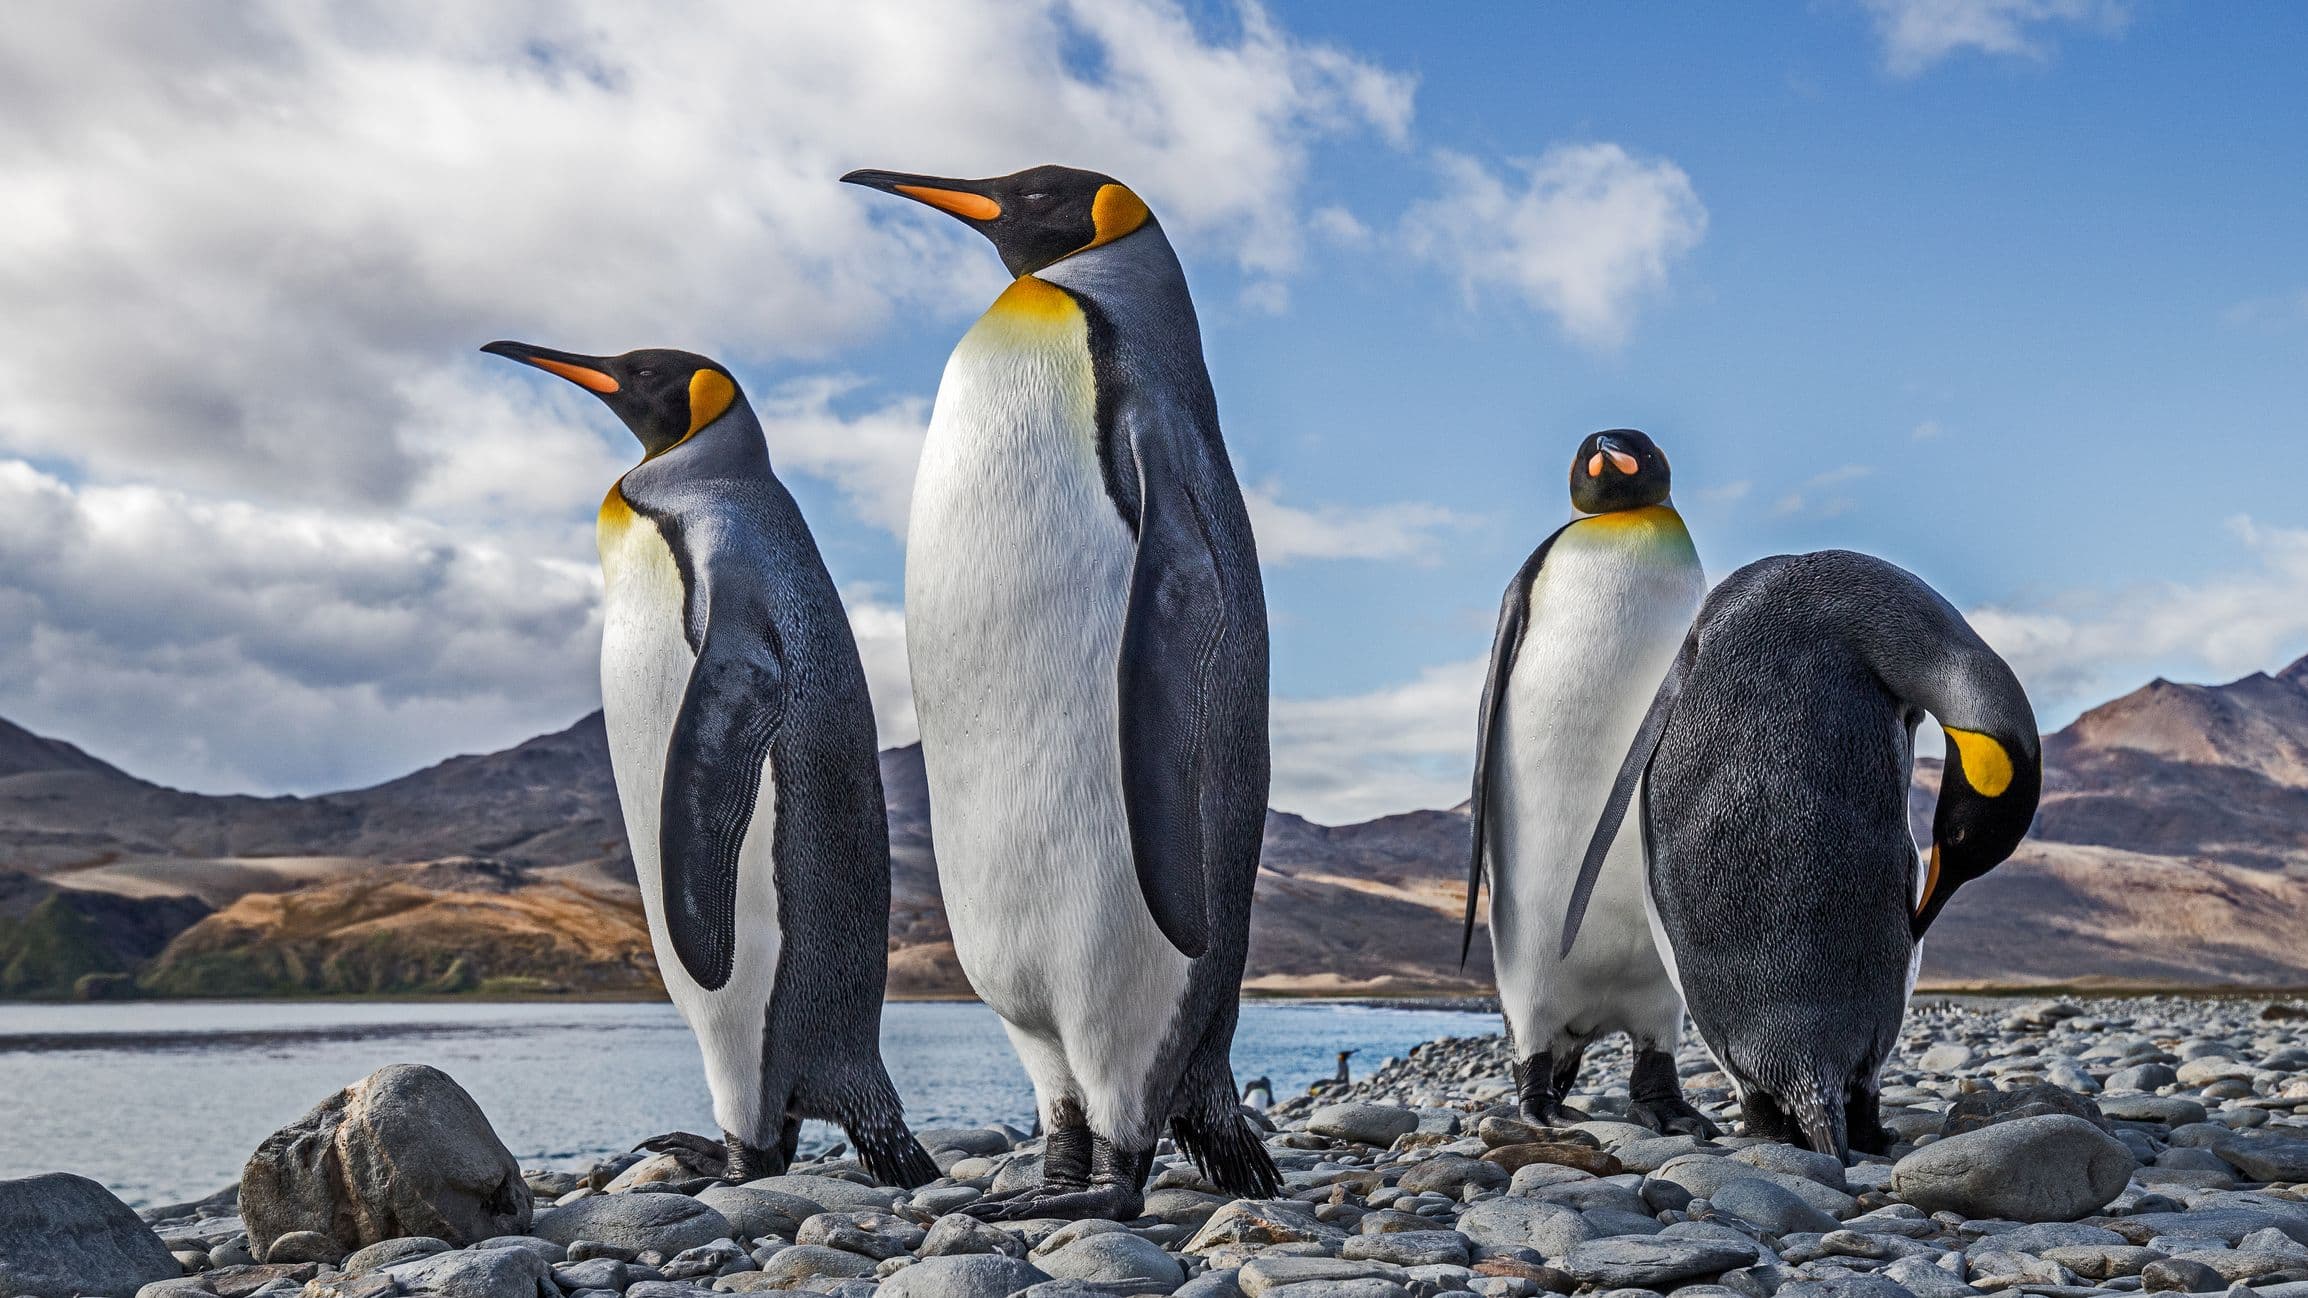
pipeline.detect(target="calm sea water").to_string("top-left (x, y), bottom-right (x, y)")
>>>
top-left (0, 999), bottom-right (1494, 1207)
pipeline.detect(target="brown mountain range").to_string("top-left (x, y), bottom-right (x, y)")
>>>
top-left (6, 655), bottom-right (2308, 998)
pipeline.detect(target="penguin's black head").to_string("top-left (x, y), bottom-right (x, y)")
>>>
top-left (481, 342), bottom-right (740, 459)
top-left (1569, 429), bottom-right (1672, 514)
top-left (840, 163), bottom-right (1155, 277)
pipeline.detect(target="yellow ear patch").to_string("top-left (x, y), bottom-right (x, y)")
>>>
top-left (1085, 183), bottom-right (1152, 251)
top-left (1945, 727), bottom-right (2015, 798)
top-left (686, 369), bottom-right (736, 437)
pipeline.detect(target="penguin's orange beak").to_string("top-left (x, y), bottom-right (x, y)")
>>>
top-left (480, 341), bottom-right (620, 394)
top-left (841, 169), bottom-right (1003, 222)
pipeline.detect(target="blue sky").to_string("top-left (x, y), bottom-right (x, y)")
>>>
top-left (0, 2), bottom-right (2302, 818)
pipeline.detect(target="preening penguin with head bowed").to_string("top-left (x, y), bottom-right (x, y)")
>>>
top-left (1564, 549), bottom-right (2041, 1162)
top-left (842, 162), bottom-right (1280, 1219)
top-left (480, 341), bottom-right (937, 1189)
top-left (1465, 430), bottom-right (1717, 1134)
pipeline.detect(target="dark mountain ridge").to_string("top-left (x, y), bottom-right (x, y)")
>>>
top-left (9, 652), bottom-right (2308, 997)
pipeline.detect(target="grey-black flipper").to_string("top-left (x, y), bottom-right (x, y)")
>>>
top-left (1463, 524), bottom-right (1571, 967)
top-left (1561, 631), bottom-right (1695, 958)
top-left (660, 600), bottom-right (788, 990)
top-left (1117, 409), bottom-right (1259, 961)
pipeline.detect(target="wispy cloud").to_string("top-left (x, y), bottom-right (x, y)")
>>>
top-left (1968, 515), bottom-right (2308, 726)
top-left (1771, 464), bottom-right (1875, 518)
top-left (1244, 485), bottom-right (1475, 566)
top-left (1269, 657), bottom-right (1487, 823)
top-left (1862, 0), bottom-right (2133, 77)
top-left (2223, 289), bottom-right (2308, 330)
top-left (1403, 143), bottom-right (1707, 348)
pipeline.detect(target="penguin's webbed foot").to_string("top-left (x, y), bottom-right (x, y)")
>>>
top-left (722, 1129), bottom-right (787, 1183)
top-left (1628, 1096), bottom-right (1721, 1139)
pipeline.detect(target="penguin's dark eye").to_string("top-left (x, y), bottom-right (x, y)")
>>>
top-left (1021, 192), bottom-right (1051, 203)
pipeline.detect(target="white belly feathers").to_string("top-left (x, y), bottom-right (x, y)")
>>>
top-left (1487, 511), bottom-right (1702, 1055)
top-left (904, 276), bottom-right (1191, 1141)
top-left (598, 494), bottom-right (786, 1141)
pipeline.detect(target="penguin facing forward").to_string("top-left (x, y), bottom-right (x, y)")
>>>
top-left (1564, 550), bottom-right (2041, 1161)
top-left (481, 341), bottom-right (937, 1189)
top-left (842, 163), bottom-right (1280, 1219)
top-left (1464, 430), bottom-right (1716, 1134)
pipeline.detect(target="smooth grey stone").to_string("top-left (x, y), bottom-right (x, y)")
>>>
top-left (2038, 1246), bottom-right (2165, 1280)
top-left (1619, 1137), bottom-right (1726, 1173)
top-left (794, 1210), bottom-right (924, 1260)
top-left (0, 1172), bottom-right (182, 1298)
top-left (342, 1235), bottom-right (451, 1274)
top-left (921, 1212), bottom-right (1029, 1258)
top-left (529, 1194), bottom-right (733, 1254)
top-left (1308, 1103), bottom-right (1420, 1147)
top-left (2216, 1136), bottom-right (2308, 1183)
top-left (917, 1127), bottom-right (1015, 1158)
top-left (1774, 1275), bottom-right (1918, 1298)
top-left (1663, 1220), bottom-right (1778, 1264)
top-left (877, 1252), bottom-right (1053, 1298)
top-left (1398, 1154), bottom-right (1510, 1196)
top-left (1586, 1207), bottom-right (1671, 1237)
top-left (1712, 1180), bottom-right (1841, 1236)
top-left (1143, 1188), bottom-right (1231, 1230)
top-left (1182, 1199), bottom-right (1348, 1252)
top-left (911, 1185), bottom-right (984, 1216)
top-left (259, 1229), bottom-right (343, 1264)
top-left (2107, 1065), bottom-right (2181, 1093)
top-left (1559, 1235), bottom-right (1757, 1288)
top-left (2094, 1203), bottom-right (2308, 1248)
top-left (1511, 1162), bottom-right (1600, 1195)
top-left (554, 1256), bottom-right (630, 1289)
top-left (1034, 1231), bottom-right (1184, 1287)
top-left (382, 1243), bottom-right (557, 1298)
top-left (1261, 1282), bottom-right (1412, 1298)
top-left (2139, 1255), bottom-right (2225, 1292)
top-left (1890, 1116), bottom-right (2133, 1222)
top-left (2101, 1096), bottom-right (2210, 1127)
top-left (1174, 1268), bottom-right (1246, 1298)
top-left (1457, 1197), bottom-right (1593, 1255)
top-left (1730, 1145), bottom-right (1852, 1193)
top-left (1657, 1158), bottom-right (1859, 1220)
top-left (1239, 1255), bottom-right (1407, 1294)
top-left (1342, 1229), bottom-right (1472, 1266)
top-left (694, 1184), bottom-right (816, 1239)
top-left (473, 1234), bottom-right (564, 1261)
top-left (1881, 1256), bottom-right (1980, 1298)
top-left (1993, 1223), bottom-right (2127, 1252)
top-left (240, 1064), bottom-right (528, 1259)
top-left (1528, 1179), bottom-right (1650, 1217)
top-left (1920, 1046), bottom-right (1977, 1073)
top-left (739, 1174), bottom-right (903, 1213)
top-left (752, 1242), bottom-right (879, 1283)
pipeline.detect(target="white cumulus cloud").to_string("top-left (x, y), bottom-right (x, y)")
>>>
top-left (1861, 0), bottom-right (2132, 76)
top-left (1402, 144), bottom-right (1707, 348)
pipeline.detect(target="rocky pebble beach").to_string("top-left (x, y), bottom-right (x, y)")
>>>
top-left (12, 997), bottom-right (2308, 1298)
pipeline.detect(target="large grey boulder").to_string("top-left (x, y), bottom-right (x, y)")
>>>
top-left (240, 1063), bottom-right (528, 1257)
top-left (0, 1173), bottom-right (180, 1298)
top-left (1035, 1231), bottom-right (1186, 1288)
top-left (1891, 1114), bottom-right (2133, 1222)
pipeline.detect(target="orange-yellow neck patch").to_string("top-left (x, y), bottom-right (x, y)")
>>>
top-left (1082, 183), bottom-right (1151, 253)
top-left (686, 369), bottom-right (736, 438)
top-left (1945, 727), bottom-right (2016, 797)
top-left (1577, 503), bottom-right (1683, 533)
top-left (985, 274), bottom-right (1082, 324)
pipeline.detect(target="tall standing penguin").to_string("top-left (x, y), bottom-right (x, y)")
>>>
top-left (1464, 430), bottom-right (1716, 1134)
top-left (1564, 550), bottom-right (2041, 1161)
top-left (842, 163), bottom-right (1280, 1219)
top-left (481, 342), bottom-right (937, 1188)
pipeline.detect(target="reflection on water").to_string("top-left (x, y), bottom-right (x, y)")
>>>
top-left (0, 999), bottom-right (1493, 1207)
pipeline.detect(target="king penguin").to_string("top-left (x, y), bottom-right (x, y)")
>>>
top-left (481, 341), bottom-right (937, 1189)
top-left (841, 163), bottom-right (1280, 1219)
top-left (1564, 549), bottom-right (2041, 1161)
top-left (1464, 430), bottom-right (1716, 1134)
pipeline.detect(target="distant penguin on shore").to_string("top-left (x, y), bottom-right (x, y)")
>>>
top-left (1565, 550), bottom-right (2040, 1161)
top-left (1241, 1077), bottom-right (1274, 1112)
top-left (842, 163), bottom-right (1279, 1220)
top-left (1465, 430), bottom-right (1715, 1134)
top-left (482, 342), bottom-right (936, 1188)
